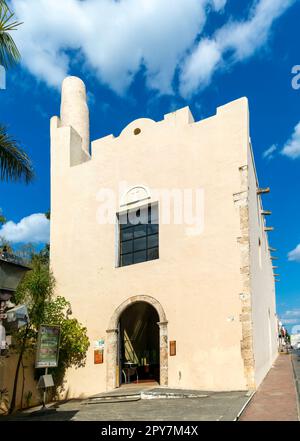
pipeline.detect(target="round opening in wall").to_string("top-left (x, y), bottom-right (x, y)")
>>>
top-left (134, 128), bottom-right (141, 135)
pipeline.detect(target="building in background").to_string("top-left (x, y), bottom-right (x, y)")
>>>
top-left (50, 76), bottom-right (278, 397)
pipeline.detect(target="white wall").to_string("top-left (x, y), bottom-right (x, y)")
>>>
top-left (248, 145), bottom-right (278, 387)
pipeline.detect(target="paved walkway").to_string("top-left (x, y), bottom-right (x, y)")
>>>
top-left (239, 354), bottom-right (299, 421)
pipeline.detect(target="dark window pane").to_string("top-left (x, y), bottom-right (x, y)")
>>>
top-left (118, 203), bottom-right (159, 267)
top-left (133, 237), bottom-right (147, 252)
top-left (121, 254), bottom-right (133, 266)
top-left (134, 224), bottom-right (147, 238)
top-left (120, 223), bottom-right (130, 230)
top-left (121, 226), bottom-right (134, 241)
top-left (147, 248), bottom-right (158, 260)
top-left (148, 234), bottom-right (158, 249)
top-left (121, 240), bottom-right (133, 254)
top-left (133, 250), bottom-right (147, 263)
top-left (148, 224), bottom-right (158, 235)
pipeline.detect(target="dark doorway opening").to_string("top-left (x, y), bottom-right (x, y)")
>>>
top-left (119, 302), bottom-right (160, 385)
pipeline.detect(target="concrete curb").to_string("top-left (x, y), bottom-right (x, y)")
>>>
top-left (234, 391), bottom-right (256, 421)
top-left (291, 353), bottom-right (300, 421)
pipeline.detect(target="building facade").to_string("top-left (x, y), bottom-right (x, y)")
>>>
top-left (50, 76), bottom-right (278, 398)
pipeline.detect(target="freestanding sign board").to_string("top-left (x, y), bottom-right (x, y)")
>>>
top-left (36, 325), bottom-right (60, 368)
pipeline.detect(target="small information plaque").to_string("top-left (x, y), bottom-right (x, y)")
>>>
top-left (170, 340), bottom-right (176, 356)
top-left (94, 349), bottom-right (104, 364)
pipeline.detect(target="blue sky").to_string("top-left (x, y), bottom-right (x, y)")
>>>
top-left (0, 0), bottom-right (300, 331)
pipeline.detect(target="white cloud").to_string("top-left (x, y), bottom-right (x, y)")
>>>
top-left (263, 144), bottom-right (277, 160)
top-left (217, 0), bottom-right (295, 61)
top-left (180, 39), bottom-right (222, 96)
top-left (280, 309), bottom-right (300, 326)
top-left (288, 243), bottom-right (300, 262)
top-left (180, 0), bottom-right (295, 96)
top-left (10, 0), bottom-right (295, 97)
top-left (0, 213), bottom-right (50, 244)
top-left (211, 0), bottom-right (227, 11)
top-left (284, 309), bottom-right (300, 318)
top-left (281, 122), bottom-right (300, 159)
top-left (11, 0), bottom-right (217, 94)
top-left (281, 318), bottom-right (300, 325)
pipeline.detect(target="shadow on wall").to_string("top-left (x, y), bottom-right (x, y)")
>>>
top-left (0, 352), bottom-right (40, 414)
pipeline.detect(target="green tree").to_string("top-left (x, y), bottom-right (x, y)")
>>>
top-left (43, 296), bottom-right (90, 388)
top-left (0, 236), bottom-right (13, 253)
top-left (9, 257), bottom-right (89, 413)
top-left (0, 0), bottom-right (34, 183)
top-left (35, 243), bottom-right (50, 265)
top-left (0, 209), bottom-right (6, 224)
top-left (15, 243), bottom-right (35, 261)
top-left (0, 0), bottom-right (21, 68)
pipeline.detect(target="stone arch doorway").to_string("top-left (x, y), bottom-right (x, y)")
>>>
top-left (106, 295), bottom-right (168, 390)
top-left (119, 302), bottom-right (159, 384)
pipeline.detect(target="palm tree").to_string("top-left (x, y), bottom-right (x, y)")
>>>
top-left (0, 0), bottom-right (34, 183)
top-left (0, 0), bottom-right (21, 69)
top-left (0, 126), bottom-right (34, 183)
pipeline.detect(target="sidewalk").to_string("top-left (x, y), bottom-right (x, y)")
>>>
top-left (239, 353), bottom-right (299, 421)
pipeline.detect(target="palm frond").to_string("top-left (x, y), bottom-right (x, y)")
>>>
top-left (0, 0), bottom-right (22, 69)
top-left (0, 31), bottom-right (20, 68)
top-left (0, 207), bottom-right (6, 224)
top-left (0, 125), bottom-right (34, 184)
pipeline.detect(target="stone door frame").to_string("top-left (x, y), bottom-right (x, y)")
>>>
top-left (106, 295), bottom-right (168, 390)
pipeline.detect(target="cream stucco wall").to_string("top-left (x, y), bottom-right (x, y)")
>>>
top-left (50, 77), bottom-right (277, 398)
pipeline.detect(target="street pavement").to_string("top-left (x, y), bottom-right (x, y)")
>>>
top-left (2, 390), bottom-right (251, 421)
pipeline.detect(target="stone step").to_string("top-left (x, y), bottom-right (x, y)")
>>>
top-left (82, 395), bottom-right (141, 405)
top-left (83, 389), bottom-right (209, 405)
top-left (141, 391), bottom-right (208, 400)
